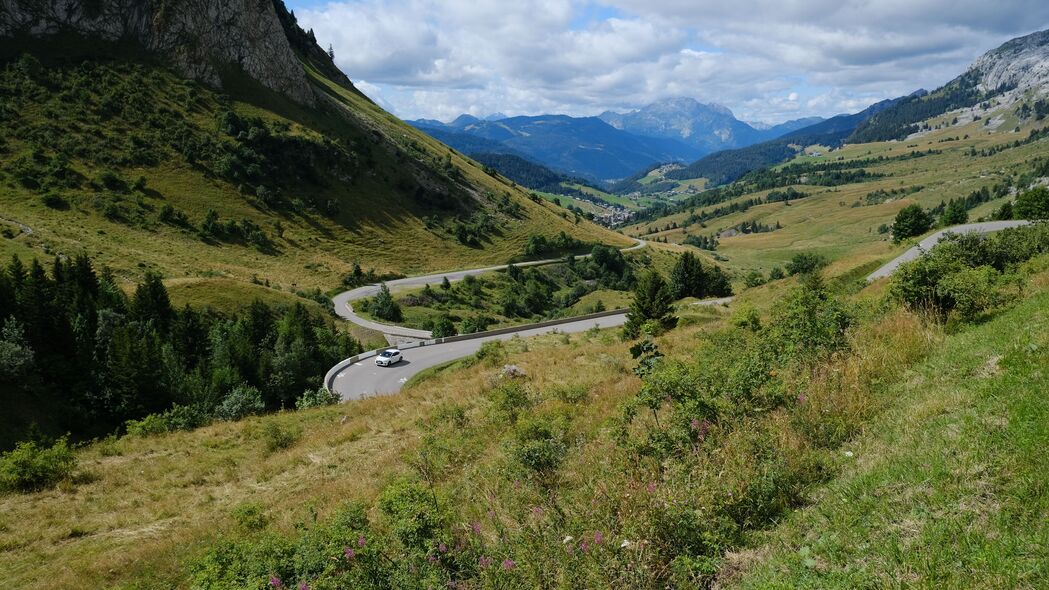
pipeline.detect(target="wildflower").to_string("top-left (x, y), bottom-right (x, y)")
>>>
top-left (620, 539), bottom-right (631, 549)
top-left (797, 393), bottom-right (807, 404)
top-left (502, 558), bottom-right (516, 570)
top-left (358, 535), bottom-right (366, 547)
top-left (427, 554), bottom-right (438, 563)
top-left (344, 547), bottom-right (355, 560)
top-left (438, 542), bottom-right (448, 553)
top-left (646, 481), bottom-right (657, 493)
top-left (479, 555), bottom-right (494, 568)
top-left (844, 450), bottom-right (854, 458)
top-left (562, 535), bottom-right (574, 544)
top-left (531, 506), bottom-right (544, 518)
top-left (299, 584), bottom-right (310, 590)
top-left (471, 521), bottom-right (482, 535)
top-left (580, 541), bottom-right (590, 553)
top-left (269, 576), bottom-right (283, 588)
top-left (594, 531), bottom-right (604, 545)
top-left (690, 418), bottom-right (701, 430)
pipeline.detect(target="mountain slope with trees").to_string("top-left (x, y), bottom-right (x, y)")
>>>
top-left (0, 0), bottom-right (629, 297)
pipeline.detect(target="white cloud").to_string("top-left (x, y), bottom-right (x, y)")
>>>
top-left (292, 0), bottom-right (1049, 122)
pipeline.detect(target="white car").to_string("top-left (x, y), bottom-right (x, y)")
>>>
top-left (375, 349), bottom-right (403, 366)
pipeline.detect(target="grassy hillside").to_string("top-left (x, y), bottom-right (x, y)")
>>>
top-left (727, 282), bottom-right (1049, 588)
top-left (624, 106), bottom-right (1049, 279)
top-left (0, 46), bottom-right (628, 305)
top-left (5, 232), bottom-right (1045, 587)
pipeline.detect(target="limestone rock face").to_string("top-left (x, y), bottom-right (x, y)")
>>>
top-left (0, 0), bottom-right (316, 104)
top-left (971, 29), bottom-right (1049, 97)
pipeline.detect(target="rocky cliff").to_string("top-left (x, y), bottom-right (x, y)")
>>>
top-left (971, 29), bottom-right (1049, 97)
top-left (0, 0), bottom-right (328, 105)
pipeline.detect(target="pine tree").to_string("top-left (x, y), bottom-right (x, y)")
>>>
top-left (622, 270), bottom-right (677, 339)
top-left (131, 271), bottom-right (174, 332)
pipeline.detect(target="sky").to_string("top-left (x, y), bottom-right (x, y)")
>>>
top-left (287, 0), bottom-right (1049, 125)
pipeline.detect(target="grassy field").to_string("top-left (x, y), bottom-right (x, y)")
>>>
top-left (726, 284), bottom-right (1049, 589)
top-left (622, 108), bottom-right (1047, 279)
top-left (0, 53), bottom-right (629, 310)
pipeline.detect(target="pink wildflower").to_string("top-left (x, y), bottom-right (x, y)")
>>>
top-left (646, 481), bottom-right (657, 493)
top-left (797, 393), bottom-right (807, 404)
top-left (479, 555), bottom-right (494, 568)
top-left (471, 521), bottom-right (482, 535)
top-left (299, 583), bottom-right (309, 590)
top-left (358, 535), bottom-right (366, 547)
top-left (594, 531), bottom-right (604, 545)
top-left (580, 541), bottom-right (590, 553)
top-left (344, 547), bottom-right (355, 560)
top-left (269, 576), bottom-right (283, 588)
top-left (502, 558), bottom-right (516, 570)
top-left (438, 542), bottom-right (448, 553)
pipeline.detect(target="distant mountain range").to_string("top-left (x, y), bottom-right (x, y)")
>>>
top-left (408, 98), bottom-right (823, 181)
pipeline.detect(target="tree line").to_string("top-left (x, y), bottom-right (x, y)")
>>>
top-left (0, 255), bottom-right (360, 449)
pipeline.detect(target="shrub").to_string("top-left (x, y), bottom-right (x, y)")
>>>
top-left (125, 404), bottom-right (210, 436)
top-left (260, 421), bottom-right (302, 453)
top-left (730, 303), bottom-right (762, 331)
top-left (474, 340), bottom-right (507, 367)
top-left (378, 479), bottom-right (443, 550)
top-left (215, 384), bottom-right (265, 421)
top-left (487, 380), bottom-right (531, 424)
top-left (0, 437), bottom-right (76, 493)
top-left (431, 314), bottom-right (457, 338)
top-left (785, 252), bottom-right (828, 276)
top-left (548, 383), bottom-right (588, 404)
top-left (765, 275), bottom-right (852, 362)
top-left (295, 387), bottom-right (340, 410)
top-left (231, 502), bottom-right (269, 531)
top-left (40, 192), bottom-right (68, 209)
top-left (935, 265), bottom-right (1003, 322)
top-left (510, 418), bottom-right (567, 476)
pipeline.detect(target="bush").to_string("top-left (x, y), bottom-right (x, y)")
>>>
top-left (295, 387), bottom-right (340, 410)
top-left (474, 340), bottom-right (507, 367)
top-left (1014, 186), bottom-right (1049, 219)
top-left (0, 438), bottom-right (76, 493)
top-left (215, 384), bottom-right (265, 421)
top-left (231, 502), bottom-right (269, 531)
top-left (431, 314), bottom-right (457, 338)
top-left (785, 252), bottom-right (828, 276)
top-left (935, 265), bottom-right (1003, 322)
top-left (487, 380), bottom-right (531, 424)
top-left (125, 404), bottom-right (210, 436)
top-left (260, 421), bottom-right (302, 452)
top-left (510, 418), bottom-right (567, 476)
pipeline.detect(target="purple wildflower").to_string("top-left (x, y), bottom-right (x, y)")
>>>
top-left (646, 481), bottom-right (657, 493)
top-left (580, 541), bottom-right (590, 553)
top-left (690, 418), bottom-right (701, 430)
top-left (479, 555), bottom-right (494, 568)
top-left (358, 535), bottom-right (366, 547)
top-left (438, 542), bottom-right (448, 553)
top-left (797, 393), bottom-right (807, 404)
top-left (299, 583), bottom-right (310, 590)
top-left (594, 531), bottom-right (604, 545)
top-left (502, 558), bottom-right (516, 570)
top-left (269, 576), bottom-right (283, 588)
top-left (531, 506), bottom-right (544, 518)
top-left (471, 521), bottom-right (482, 535)
top-left (344, 547), bottom-right (356, 560)
top-left (427, 554), bottom-right (438, 563)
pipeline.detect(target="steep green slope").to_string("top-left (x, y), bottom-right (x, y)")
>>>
top-left (0, 29), bottom-right (627, 300)
top-left (726, 286), bottom-right (1049, 588)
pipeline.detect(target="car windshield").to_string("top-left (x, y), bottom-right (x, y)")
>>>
top-left (380, 351), bottom-right (396, 357)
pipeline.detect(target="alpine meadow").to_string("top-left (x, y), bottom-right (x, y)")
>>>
top-left (1, 2), bottom-right (1048, 589)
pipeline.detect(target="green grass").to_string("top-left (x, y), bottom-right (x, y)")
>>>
top-left (725, 290), bottom-right (1049, 588)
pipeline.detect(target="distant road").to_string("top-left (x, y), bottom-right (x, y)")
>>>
top-left (866, 220), bottom-right (1031, 282)
top-left (331, 239), bottom-right (648, 339)
top-left (332, 295), bottom-right (731, 400)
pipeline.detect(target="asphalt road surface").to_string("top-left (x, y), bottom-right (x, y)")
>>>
top-left (331, 239), bottom-right (648, 339)
top-left (866, 220), bottom-right (1031, 282)
top-left (331, 295), bottom-right (734, 400)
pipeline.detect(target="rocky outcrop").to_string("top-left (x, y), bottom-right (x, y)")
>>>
top-left (0, 0), bottom-right (317, 104)
top-left (971, 29), bottom-right (1049, 97)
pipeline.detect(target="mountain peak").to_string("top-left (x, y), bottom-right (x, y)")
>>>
top-left (971, 28), bottom-right (1049, 95)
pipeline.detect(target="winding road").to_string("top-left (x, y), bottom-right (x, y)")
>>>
top-left (866, 220), bottom-right (1031, 282)
top-left (328, 239), bottom-right (666, 400)
top-left (329, 220), bottom-right (1033, 401)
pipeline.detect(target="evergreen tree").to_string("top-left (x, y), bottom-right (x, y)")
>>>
top-left (939, 199), bottom-right (968, 226)
top-left (622, 270), bottom-right (677, 339)
top-left (892, 204), bottom-right (932, 243)
top-left (131, 271), bottom-right (174, 332)
top-left (669, 251), bottom-right (706, 299)
top-left (371, 284), bottom-right (403, 322)
top-left (431, 314), bottom-right (457, 338)
top-left (1014, 186), bottom-right (1049, 219)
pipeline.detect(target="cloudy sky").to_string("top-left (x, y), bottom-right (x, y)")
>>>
top-left (287, 0), bottom-right (1049, 125)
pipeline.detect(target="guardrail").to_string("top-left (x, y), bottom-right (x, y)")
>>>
top-left (323, 307), bottom-right (628, 391)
